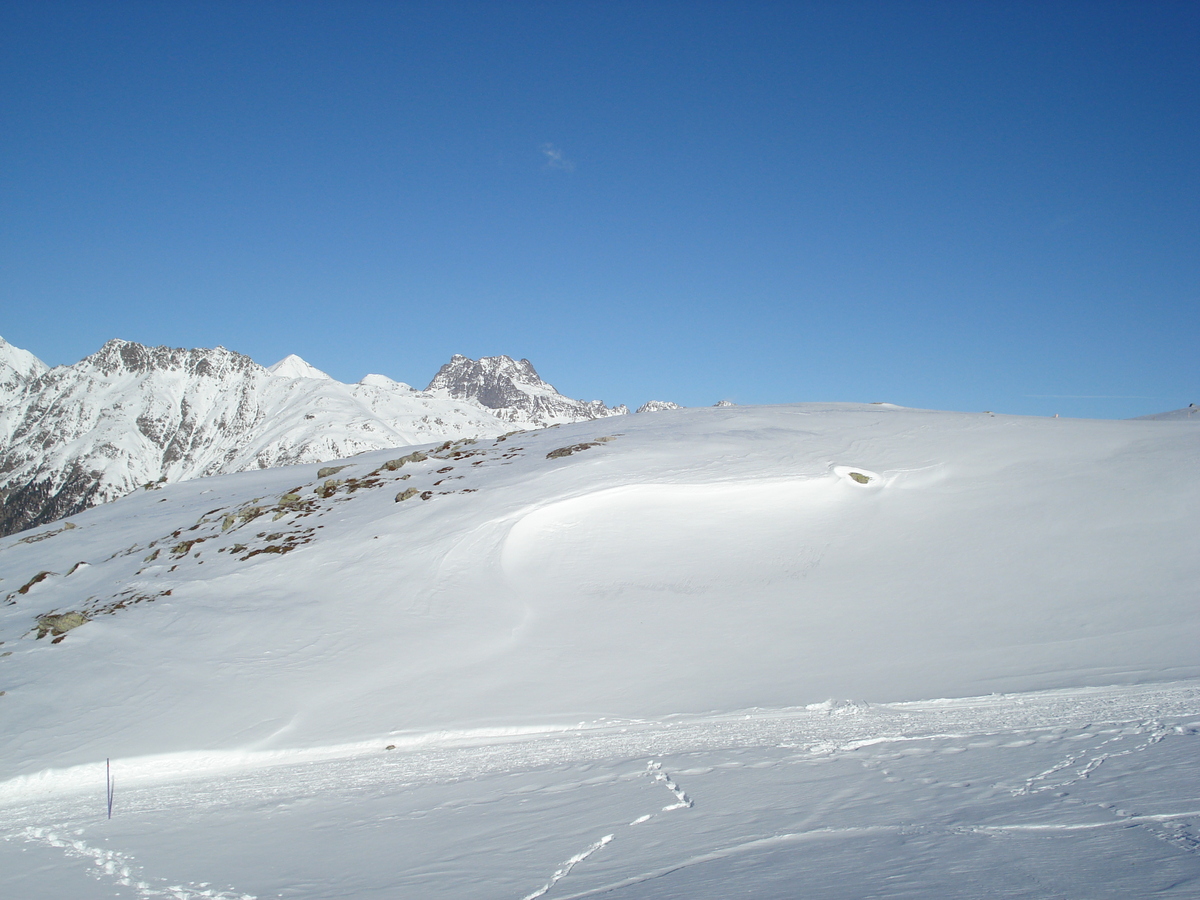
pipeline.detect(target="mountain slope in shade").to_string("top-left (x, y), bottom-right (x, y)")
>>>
top-left (0, 338), bottom-right (623, 537)
top-left (426, 353), bottom-right (629, 426)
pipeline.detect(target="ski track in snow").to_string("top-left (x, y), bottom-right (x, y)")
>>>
top-left (520, 834), bottom-right (614, 900)
top-left (12, 827), bottom-right (254, 900)
top-left (514, 759), bottom-right (694, 898)
top-left (3, 683), bottom-right (1200, 899)
top-left (1016, 718), bottom-right (1171, 796)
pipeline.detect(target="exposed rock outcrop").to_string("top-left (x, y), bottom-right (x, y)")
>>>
top-left (426, 354), bottom-right (628, 427)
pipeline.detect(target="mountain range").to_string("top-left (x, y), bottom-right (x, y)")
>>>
top-left (0, 336), bottom-right (653, 537)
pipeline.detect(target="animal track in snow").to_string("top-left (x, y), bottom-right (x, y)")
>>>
top-left (647, 760), bottom-right (693, 810)
top-left (516, 759), bottom-right (691, 898)
top-left (1015, 721), bottom-right (1172, 796)
top-left (14, 827), bottom-right (255, 900)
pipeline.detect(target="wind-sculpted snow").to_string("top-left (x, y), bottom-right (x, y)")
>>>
top-left (0, 402), bottom-right (1198, 896)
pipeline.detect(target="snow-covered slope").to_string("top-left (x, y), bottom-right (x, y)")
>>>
top-left (1, 403), bottom-right (1198, 898)
top-left (0, 336), bottom-right (48, 412)
top-left (2, 402), bottom-right (1197, 769)
top-left (426, 353), bottom-right (628, 426)
top-left (1134, 403), bottom-right (1199, 420)
top-left (0, 338), bottom-right (626, 537)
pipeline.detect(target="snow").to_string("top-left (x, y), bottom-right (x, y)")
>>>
top-left (0, 334), bottom-right (48, 413)
top-left (1134, 404), bottom-right (1199, 421)
top-left (1, 338), bottom-right (638, 536)
top-left (357, 373), bottom-right (412, 390)
top-left (265, 355), bottom-right (331, 380)
top-left (1, 343), bottom-right (526, 532)
top-left (636, 401), bottom-right (682, 413)
top-left (1, 403), bottom-right (1198, 897)
top-left (425, 354), bottom-right (628, 426)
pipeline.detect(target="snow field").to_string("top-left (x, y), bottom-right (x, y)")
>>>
top-left (1, 403), bottom-right (1198, 896)
top-left (2, 684), bottom-right (1199, 899)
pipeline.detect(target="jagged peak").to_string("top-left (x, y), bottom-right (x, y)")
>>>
top-left (78, 340), bottom-right (262, 378)
top-left (268, 355), bottom-right (332, 380)
top-left (427, 354), bottom-right (544, 393)
top-left (637, 400), bottom-right (682, 413)
top-left (425, 353), bottom-right (623, 422)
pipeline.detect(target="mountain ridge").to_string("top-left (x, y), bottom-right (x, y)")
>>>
top-left (0, 337), bottom-right (625, 536)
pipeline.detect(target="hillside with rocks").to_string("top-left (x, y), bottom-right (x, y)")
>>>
top-left (0, 338), bottom-right (627, 537)
top-left (0, 402), bottom-right (1197, 898)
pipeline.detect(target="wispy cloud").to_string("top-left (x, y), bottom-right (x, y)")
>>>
top-left (540, 143), bottom-right (574, 172)
top-left (1023, 394), bottom-right (1155, 400)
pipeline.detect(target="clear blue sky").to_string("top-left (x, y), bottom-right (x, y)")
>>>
top-left (2, 1), bottom-right (1196, 418)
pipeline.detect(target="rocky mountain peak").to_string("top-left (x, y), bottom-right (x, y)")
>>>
top-left (79, 340), bottom-right (263, 379)
top-left (637, 400), bottom-right (682, 413)
top-left (425, 354), bottom-right (627, 426)
top-left (426, 355), bottom-right (550, 408)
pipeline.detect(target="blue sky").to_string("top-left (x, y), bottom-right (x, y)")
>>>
top-left (1, 1), bottom-right (1196, 418)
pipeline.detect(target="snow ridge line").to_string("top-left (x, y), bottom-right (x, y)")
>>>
top-left (11, 826), bottom-right (255, 900)
top-left (520, 834), bottom-right (614, 900)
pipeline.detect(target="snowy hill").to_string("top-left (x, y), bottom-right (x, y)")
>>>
top-left (1133, 403), bottom-right (1199, 420)
top-left (1, 403), bottom-right (1198, 898)
top-left (0, 338), bottom-right (627, 537)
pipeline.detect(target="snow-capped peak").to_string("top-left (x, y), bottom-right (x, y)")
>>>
top-left (0, 334), bottom-right (48, 404)
top-left (425, 354), bottom-right (627, 427)
top-left (637, 400), bottom-right (682, 413)
top-left (358, 373), bottom-right (413, 391)
top-left (268, 354), bottom-right (332, 380)
top-left (0, 342), bottom-right (630, 537)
